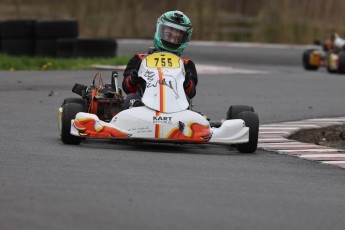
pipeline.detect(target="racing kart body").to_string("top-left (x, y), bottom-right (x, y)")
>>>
top-left (58, 52), bottom-right (259, 153)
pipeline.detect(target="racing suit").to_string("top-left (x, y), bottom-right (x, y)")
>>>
top-left (122, 51), bottom-right (198, 100)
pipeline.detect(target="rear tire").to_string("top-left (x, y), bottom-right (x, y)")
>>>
top-left (61, 103), bottom-right (83, 145)
top-left (236, 111), bottom-right (259, 153)
top-left (302, 49), bottom-right (319, 70)
top-left (338, 51), bottom-right (345, 74)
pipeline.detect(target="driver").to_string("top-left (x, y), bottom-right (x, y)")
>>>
top-left (122, 10), bottom-right (197, 109)
top-left (331, 33), bottom-right (345, 52)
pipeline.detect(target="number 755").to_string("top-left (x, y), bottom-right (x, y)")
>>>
top-left (154, 57), bottom-right (172, 67)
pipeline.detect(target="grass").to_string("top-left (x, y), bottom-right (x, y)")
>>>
top-left (0, 53), bottom-right (131, 70)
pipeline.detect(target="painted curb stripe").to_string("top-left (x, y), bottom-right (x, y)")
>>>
top-left (261, 145), bottom-right (329, 150)
top-left (259, 131), bottom-right (291, 134)
top-left (258, 117), bottom-right (345, 169)
top-left (262, 124), bottom-right (320, 128)
top-left (284, 151), bottom-right (344, 156)
top-left (300, 154), bottom-right (345, 158)
top-left (259, 127), bottom-right (299, 130)
top-left (279, 149), bottom-right (342, 152)
top-left (322, 161), bottom-right (345, 164)
top-left (307, 158), bottom-right (345, 161)
top-left (258, 138), bottom-right (294, 143)
top-left (258, 142), bottom-right (312, 146)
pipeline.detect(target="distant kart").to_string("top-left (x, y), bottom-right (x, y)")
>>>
top-left (302, 40), bottom-right (345, 73)
top-left (58, 52), bottom-right (259, 153)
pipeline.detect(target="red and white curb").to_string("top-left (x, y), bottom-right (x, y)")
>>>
top-left (258, 117), bottom-right (345, 169)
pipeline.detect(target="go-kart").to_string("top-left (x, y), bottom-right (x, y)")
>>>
top-left (58, 52), bottom-right (259, 153)
top-left (302, 39), bottom-right (345, 73)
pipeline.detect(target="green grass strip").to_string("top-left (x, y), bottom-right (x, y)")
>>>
top-left (0, 53), bottom-right (131, 70)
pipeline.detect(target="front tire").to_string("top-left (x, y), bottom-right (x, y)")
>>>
top-left (61, 103), bottom-right (83, 145)
top-left (227, 105), bottom-right (254, 120)
top-left (236, 111), bottom-right (259, 153)
top-left (62, 97), bottom-right (87, 111)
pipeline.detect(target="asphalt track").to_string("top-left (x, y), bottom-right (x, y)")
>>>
top-left (1, 40), bottom-right (345, 230)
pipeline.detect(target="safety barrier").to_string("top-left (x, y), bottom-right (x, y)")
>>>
top-left (0, 19), bottom-right (117, 57)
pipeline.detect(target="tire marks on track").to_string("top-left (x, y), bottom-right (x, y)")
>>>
top-left (258, 117), bottom-right (345, 169)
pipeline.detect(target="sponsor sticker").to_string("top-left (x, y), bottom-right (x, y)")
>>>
top-left (153, 116), bottom-right (173, 124)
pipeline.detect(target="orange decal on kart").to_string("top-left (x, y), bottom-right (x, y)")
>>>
top-left (155, 111), bottom-right (160, 138)
top-left (74, 118), bottom-right (129, 138)
top-left (165, 122), bottom-right (212, 142)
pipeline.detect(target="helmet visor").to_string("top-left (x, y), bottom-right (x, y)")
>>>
top-left (158, 23), bottom-right (189, 45)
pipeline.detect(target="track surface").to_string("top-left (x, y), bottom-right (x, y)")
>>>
top-left (1, 40), bottom-right (345, 230)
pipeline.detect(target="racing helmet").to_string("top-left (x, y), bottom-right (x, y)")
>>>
top-left (154, 11), bottom-right (193, 55)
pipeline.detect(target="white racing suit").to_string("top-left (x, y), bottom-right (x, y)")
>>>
top-left (333, 33), bottom-right (345, 49)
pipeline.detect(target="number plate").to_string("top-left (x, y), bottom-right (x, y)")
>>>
top-left (146, 53), bottom-right (180, 68)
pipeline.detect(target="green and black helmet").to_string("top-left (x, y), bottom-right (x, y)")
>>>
top-left (154, 11), bottom-right (193, 55)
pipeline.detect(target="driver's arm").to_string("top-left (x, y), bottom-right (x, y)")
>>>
top-left (122, 54), bottom-right (143, 94)
top-left (183, 59), bottom-right (198, 99)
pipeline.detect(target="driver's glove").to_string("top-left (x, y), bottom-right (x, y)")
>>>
top-left (129, 69), bottom-right (139, 85)
top-left (183, 70), bottom-right (192, 89)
